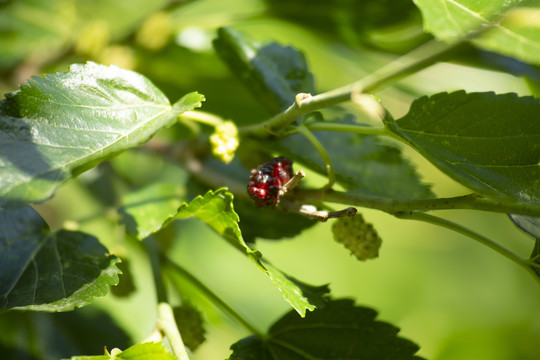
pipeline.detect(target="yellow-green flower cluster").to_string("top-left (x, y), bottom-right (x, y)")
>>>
top-left (210, 121), bottom-right (239, 163)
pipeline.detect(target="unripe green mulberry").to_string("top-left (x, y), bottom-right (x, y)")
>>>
top-left (332, 214), bottom-right (382, 261)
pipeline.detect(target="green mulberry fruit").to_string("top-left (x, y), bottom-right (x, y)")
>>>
top-left (332, 214), bottom-right (382, 261)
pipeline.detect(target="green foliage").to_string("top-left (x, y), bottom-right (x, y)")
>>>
top-left (172, 189), bottom-right (329, 317)
top-left (0, 205), bottom-right (120, 311)
top-left (272, 124), bottom-right (434, 199)
top-left (0, 62), bottom-right (203, 204)
top-left (213, 27), bottom-right (315, 113)
top-left (414, 0), bottom-right (540, 66)
top-left (229, 299), bottom-right (423, 360)
top-left (120, 183), bottom-right (186, 240)
top-left (264, 0), bottom-right (425, 51)
top-left (1, 0), bottom-right (540, 359)
top-left (386, 91), bottom-right (540, 203)
top-left (67, 342), bottom-right (174, 360)
top-left (0, 0), bottom-right (170, 69)
top-left (173, 304), bottom-right (206, 351)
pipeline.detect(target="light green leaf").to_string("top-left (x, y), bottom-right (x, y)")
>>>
top-left (386, 91), bottom-right (540, 203)
top-left (213, 27), bottom-right (315, 114)
top-left (229, 299), bottom-right (424, 360)
top-left (0, 62), bottom-right (204, 205)
top-left (414, 0), bottom-right (518, 39)
top-left (120, 183), bottom-right (186, 240)
top-left (174, 189), bottom-right (328, 316)
top-left (174, 188), bottom-right (255, 254)
top-left (263, 262), bottom-right (329, 314)
top-left (67, 342), bottom-right (174, 360)
top-left (0, 205), bottom-right (120, 311)
top-left (414, 0), bottom-right (540, 66)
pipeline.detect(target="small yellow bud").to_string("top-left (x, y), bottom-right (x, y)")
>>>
top-left (210, 121), bottom-right (239, 163)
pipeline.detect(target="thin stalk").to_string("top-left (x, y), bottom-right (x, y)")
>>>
top-left (144, 238), bottom-right (191, 360)
top-left (296, 124), bottom-right (336, 189)
top-left (158, 302), bottom-right (191, 360)
top-left (395, 211), bottom-right (540, 284)
top-left (179, 110), bottom-right (224, 127)
top-left (164, 257), bottom-right (264, 338)
top-left (305, 122), bottom-right (392, 137)
top-left (239, 39), bottom-right (463, 137)
top-left (296, 190), bottom-right (540, 217)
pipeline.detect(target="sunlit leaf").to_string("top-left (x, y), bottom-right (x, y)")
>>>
top-left (386, 91), bottom-right (540, 203)
top-left (414, 0), bottom-right (540, 66)
top-left (263, 262), bottom-right (329, 314)
top-left (173, 189), bottom-right (328, 316)
top-left (0, 62), bottom-right (204, 204)
top-left (229, 299), bottom-right (424, 360)
top-left (67, 342), bottom-right (174, 360)
top-left (120, 183), bottom-right (186, 240)
top-left (0, 205), bottom-right (120, 311)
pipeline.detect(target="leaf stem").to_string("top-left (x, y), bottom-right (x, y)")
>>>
top-left (296, 123), bottom-right (336, 189)
top-left (395, 211), bottom-right (540, 284)
top-left (144, 237), bottom-right (191, 360)
top-left (158, 302), bottom-right (191, 360)
top-left (239, 39), bottom-right (463, 138)
top-left (296, 190), bottom-right (540, 217)
top-left (179, 110), bottom-right (224, 127)
top-left (304, 122), bottom-right (392, 137)
top-left (163, 256), bottom-right (264, 338)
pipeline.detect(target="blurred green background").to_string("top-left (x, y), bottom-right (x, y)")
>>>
top-left (1, 0), bottom-right (539, 359)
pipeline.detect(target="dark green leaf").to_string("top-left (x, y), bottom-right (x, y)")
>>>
top-left (509, 214), bottom-right (540, 240)
top-left (229, 299), bottom-right (424, 360)
top-left (234, 199), bottom-right (316, 242)
top-left (386, 91), bottom-right (540, 202)
top-left (414, 0), bottom-right (540, 66)
top-left (0, 306), bottom-right (131, 360)
top-left (264, 0), bottom-right (425, 51)
top-left (173, 303), bottom-right (206, 351)
top-left (109, 256), bottom-right (136, 298)
top-left (67, 342), bottom-right (174, 360)
top-left (530, 239), bottom-right (540, 278)
top-left (213, 27), bottom-right (315, 114)
top-left (119, 183), bottom-right (186, 240)
top-left (174, 189), bottom-right (328, 316)
top-left (272, 121), bottom-right (433, 199)
top-left (0, 205), bottom-right (120, 311)
top-left (0, 62), bottom-right (204, 204)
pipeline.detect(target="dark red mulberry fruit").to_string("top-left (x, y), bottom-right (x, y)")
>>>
top-left (247, 157), bottom-right (293, 207)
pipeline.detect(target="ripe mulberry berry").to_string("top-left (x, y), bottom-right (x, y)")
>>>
top-left (332, 214), bottom-right (382, 261)
top-left (247, 157), bottom-right (293, 207)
